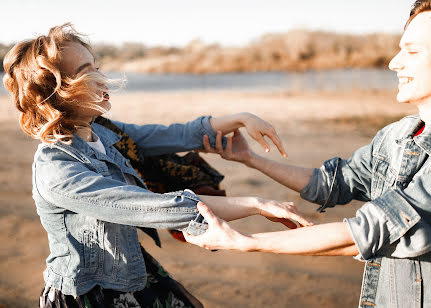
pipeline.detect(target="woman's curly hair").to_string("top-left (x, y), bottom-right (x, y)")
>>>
top-left (3, 23), bottom-right (112, 143)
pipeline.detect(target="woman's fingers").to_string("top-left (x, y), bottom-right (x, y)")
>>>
top-left (266, 217), bottom-right (298, 229)
top-left (265, 131), bottom-right (287, 158)
top-left (288, 212), bottom-right (313, 227)
top-left (253, 133), bottom-right (271, 153)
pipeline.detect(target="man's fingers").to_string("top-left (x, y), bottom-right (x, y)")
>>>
top-left (196, 202), bottom-right (218, 225)
top-left (226, 135), bottom-right (233, 154)
top-left (215, 131), bottom-right (223, 152)
top-left (203, 135), bottom-right (213, 152)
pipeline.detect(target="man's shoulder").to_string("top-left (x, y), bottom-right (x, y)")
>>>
top-left (372, 114), bottom-right (420, 144)
top-left (379, 114), bottom-right (420, 134)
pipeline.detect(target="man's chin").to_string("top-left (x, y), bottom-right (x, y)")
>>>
top-left (396, 94), bottom-right (410, 104)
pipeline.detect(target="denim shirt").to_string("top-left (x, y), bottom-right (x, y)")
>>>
top-left (301, 114), bottom-right (431, 307)
top-left (32, 116), bottom-right (216, 296)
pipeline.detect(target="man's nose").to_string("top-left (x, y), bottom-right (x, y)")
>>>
top-left (389, 53), bottom-right (404, 71)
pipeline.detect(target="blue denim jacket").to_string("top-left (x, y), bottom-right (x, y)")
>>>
top-left (33, 116), bottom-right (216, 296)
top-left (301, 114), bottom-right (431, 307)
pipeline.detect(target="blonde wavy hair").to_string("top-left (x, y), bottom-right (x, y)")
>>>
top-left (3, 23), bottom-right (112, 143)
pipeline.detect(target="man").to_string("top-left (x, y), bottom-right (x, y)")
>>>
top-left (185, 1), bottom-right (431, 307)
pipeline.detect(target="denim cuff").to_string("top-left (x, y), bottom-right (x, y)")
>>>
top-left (345, 193), bottom-right (420, 260)
top-left (171, 189), bottom-right (209, 235)
top-left (200, 116), bottom-right (227, 149)
top-left (300, 157), bottom-right (342, 212)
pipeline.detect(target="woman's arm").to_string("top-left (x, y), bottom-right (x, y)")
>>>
top-left (184, 202), bottom-right (358, 256)
top-left (112, 113), bottom-right (286, 157)
top-left (198, 195), bottom-right (313, 228)
top-left (35, 146), bottom-right (311, 231)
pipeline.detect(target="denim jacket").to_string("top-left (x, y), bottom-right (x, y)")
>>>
top-left (32, 116), bottom-right (216, 296)
top-left (301, 114), bottom-right (431, 307)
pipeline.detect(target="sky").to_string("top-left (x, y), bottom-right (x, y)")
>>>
top-left (0, 0), bottom-right (413, 47)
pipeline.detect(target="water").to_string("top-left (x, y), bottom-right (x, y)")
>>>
top-left (0, 68), bottom-right (397, 96)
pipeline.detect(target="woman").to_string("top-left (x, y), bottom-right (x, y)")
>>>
top-left (3, 24), bottom-right (312, 307)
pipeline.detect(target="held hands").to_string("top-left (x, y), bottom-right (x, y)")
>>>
top-left (202, 129), bottom-right (252, 164)
top-left (184, 199), bottom-right (313, 251)
top-left (206, 113), bottom-right (287, 163)
top-left (184, 202), bottom-right (251, 251)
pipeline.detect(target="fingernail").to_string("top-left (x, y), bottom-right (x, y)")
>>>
top-left (265, 148), bottom-right (270, 153)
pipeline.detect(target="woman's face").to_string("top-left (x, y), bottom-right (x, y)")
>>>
top-left (58, 42), bottom-right (111, 122)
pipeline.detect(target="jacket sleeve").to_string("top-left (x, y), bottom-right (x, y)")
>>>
top-left (112, 116), bottom-right (222, 156)
top-left (33, 146), bottom-right (206, 233)
top-left (299, 126), bottom-right (390, 211)
top-left (345, 177), bottom-right (431, 260)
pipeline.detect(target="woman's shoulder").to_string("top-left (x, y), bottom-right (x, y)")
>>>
top-left (34, 141), bottom-right (91, 164)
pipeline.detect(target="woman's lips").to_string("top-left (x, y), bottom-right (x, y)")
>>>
top-left (103, 92), bottom-right (110, 101)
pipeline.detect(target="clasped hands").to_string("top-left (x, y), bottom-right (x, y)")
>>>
top-left (186, 113), bottom-right (313, 251)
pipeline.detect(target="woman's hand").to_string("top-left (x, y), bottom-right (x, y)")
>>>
top-left (242, 113), bottom-right (286, 157)
top-left (184, 202), bottom-right (253, 251)
top-left (256, 198), bottom-right (313, 229)
top-left (201, 129), bottom-right (254, 164)
top-left (209, 113), bottom-right (287, 157)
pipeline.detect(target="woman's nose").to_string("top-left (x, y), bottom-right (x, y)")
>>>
top-left (389, 52), bottom-right (404, 71)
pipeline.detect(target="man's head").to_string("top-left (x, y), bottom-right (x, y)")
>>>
top-left (389, 1), bottom-right (431, 105)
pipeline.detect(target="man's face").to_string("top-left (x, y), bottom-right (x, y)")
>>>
top-left (389, 11), bottom-right (431, 105)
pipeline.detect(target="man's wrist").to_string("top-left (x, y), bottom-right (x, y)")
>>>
top-left (245, 152), bottom-right (260, 168)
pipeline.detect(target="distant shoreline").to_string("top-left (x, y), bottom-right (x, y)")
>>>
top-left (1, 30), bottom-right (400, 74)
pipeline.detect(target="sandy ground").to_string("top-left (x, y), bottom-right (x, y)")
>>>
top-left (0, 89), bottom-right (416, 308)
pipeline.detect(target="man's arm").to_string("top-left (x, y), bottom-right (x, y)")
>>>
top-left (184, 202), bottom-right (358, 256)
top-left (246, 153), bottom-right (313, 193)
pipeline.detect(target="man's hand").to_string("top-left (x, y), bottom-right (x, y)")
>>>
top-left (200, 129), bottom-right (253, 164)
top-left (208, 113), bottom-right (287, 157)
top-left (184, 202), bottom-right (253, 251)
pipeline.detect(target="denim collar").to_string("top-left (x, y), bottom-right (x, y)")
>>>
top-left (401, 114), bottom-right (431, 156)
top-left (51, 123), bottom-right (122, 164)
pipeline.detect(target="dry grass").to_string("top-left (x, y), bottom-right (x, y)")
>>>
top-left (98, 30), bottom-right (401, 74)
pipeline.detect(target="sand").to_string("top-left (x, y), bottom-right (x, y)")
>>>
top-left (0, 89), bottom-right (416, 307)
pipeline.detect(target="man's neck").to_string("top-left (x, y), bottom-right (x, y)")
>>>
top-left (418, 103), bottom-right (431, 125)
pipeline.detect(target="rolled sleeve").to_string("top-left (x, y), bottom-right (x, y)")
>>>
top-left (345, 191), bottom-right (421, 260)
top-left (300, 158), bottom-right (341, 211)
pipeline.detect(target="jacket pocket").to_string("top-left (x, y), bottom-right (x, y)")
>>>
top-left (81, 229), bottom-right (99, 272)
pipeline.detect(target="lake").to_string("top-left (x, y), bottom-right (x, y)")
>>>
top-left (0, 68), bottom-right (397, 96)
